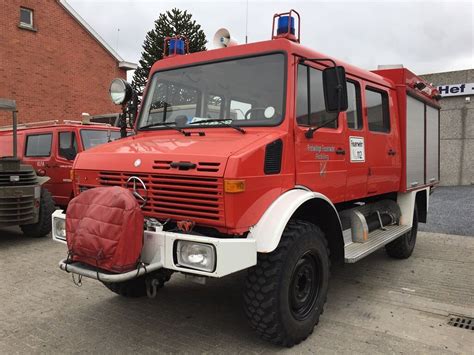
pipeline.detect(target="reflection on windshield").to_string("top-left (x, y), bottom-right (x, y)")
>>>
top-left (80, 130), bottom-right (121, 150)
top-left (138, 53), bottom-right (286, 129)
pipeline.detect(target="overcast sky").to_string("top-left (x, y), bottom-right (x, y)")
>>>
top-left (69, 0), bottom-right (473, 76)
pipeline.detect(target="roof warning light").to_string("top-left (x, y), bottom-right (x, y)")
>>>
top-left (272, 10), bottom-right (300, 43)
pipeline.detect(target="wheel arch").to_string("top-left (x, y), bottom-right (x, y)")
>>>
top-left (248, 188), bottom-right (344, 262)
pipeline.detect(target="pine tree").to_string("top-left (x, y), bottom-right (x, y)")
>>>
top-left (132, 8), bottom-right (207, 95)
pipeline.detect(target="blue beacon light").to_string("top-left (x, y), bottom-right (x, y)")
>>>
top-left (169, 38), bottom-right (185, 55)
top-left (277, 16), bottom-right (295, 35)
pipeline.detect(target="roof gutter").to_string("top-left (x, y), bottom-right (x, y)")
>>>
top-left (58, 0), bottom-right (137, 71)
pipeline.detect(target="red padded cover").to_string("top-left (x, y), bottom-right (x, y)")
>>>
top-left (66, 186), bottom-right (144, 273)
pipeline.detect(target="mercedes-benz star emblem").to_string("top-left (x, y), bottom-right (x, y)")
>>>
top-left (126, 176), bottom-right (148, 208)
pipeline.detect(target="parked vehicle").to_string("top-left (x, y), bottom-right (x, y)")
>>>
top-left (52, 11), bottom-right (440, 346)
top-left (0, 120), bottom-right (124, 207)
top-left (0, 99), bottom-right (55, 237)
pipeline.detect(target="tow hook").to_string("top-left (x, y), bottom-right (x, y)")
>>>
top-left (144, 270), bottom-right (173, 298)
top-left (146, 278), bottom-right (160, 298)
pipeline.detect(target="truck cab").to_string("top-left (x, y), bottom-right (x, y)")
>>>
top-left (0, 121), bottom-right (124, 207)
top-left (52, 11), bottom-right (440, 347)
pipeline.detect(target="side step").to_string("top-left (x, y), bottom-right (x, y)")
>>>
top-left (344, 225), bottom-right (411, 263)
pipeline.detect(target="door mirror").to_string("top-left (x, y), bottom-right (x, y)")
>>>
top-left (322, 66), bottom-right (348, 113)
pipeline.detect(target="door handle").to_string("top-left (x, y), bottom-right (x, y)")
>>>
top-left (388, 149), bottom-right (396, 156)
top-left (335, 148), bottom-right (346, 155)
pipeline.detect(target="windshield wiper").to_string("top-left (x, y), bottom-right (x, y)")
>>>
top-left (189, 119), bottom-right (246, 134)
top-left (139, 121), bottom-right (188, 136)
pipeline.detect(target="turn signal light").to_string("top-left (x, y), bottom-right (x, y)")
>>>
top-left (224, 179), bottom-right (246, 193)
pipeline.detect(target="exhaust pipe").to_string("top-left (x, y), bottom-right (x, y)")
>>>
top-left (0, 99), bottom-right (18, 158)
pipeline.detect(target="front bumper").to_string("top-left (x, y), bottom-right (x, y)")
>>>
top-left (52, 211), bottom-right (256, 281)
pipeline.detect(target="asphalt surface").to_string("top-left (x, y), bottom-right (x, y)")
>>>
top-left (0, 228), bottom-right (473, 354)
top-left (419, 186), bottom-right (474, 236)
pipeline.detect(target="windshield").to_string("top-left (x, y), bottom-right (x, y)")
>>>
top-left (80, 129), bottom-right (121, 150)
top-left (138, 53), bottom-right (286, 129)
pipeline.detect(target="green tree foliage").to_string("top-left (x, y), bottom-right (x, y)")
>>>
top-left (132, 8), bottom-right (207, 95)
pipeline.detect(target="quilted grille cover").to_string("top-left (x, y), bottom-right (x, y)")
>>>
top-left (66, 186), bottom-right (144, 273)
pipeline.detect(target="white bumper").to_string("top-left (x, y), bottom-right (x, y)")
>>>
top-left (52, 211), bottom-right (257, 278)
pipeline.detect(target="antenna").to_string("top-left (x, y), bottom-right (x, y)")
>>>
top-left (245, 0), bottom-right (249, 44)
top-left (116, 28), bottom-right (120, 51)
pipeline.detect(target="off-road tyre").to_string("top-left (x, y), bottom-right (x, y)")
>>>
top-left (20, 188), bottom-right (55, 238)
top-left (385, 207), bottom-right (418, 259)
top-left (244, 219), bottom-right (330, 347)
top-left (103, 271), bottom-right (172, 298)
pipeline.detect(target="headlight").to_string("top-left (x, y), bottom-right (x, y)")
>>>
top-left (176, 241), bottom-right (216, 272)
top-left (109, 78), bottom-right (132, 105)
top-left (54, 217), bottom-right (66, 241)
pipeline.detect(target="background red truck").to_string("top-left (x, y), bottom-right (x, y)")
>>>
top-left (0, 120), bottom-right (124, 207)
top-left (52, 11), bottom-right (440, 347)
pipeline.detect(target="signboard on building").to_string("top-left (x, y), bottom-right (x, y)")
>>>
top-left (437, 83), bottom-right (474, 97)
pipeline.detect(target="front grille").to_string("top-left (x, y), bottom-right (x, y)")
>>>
top-left (0, 195), bottom-right (35, 224)
top-left (152, 160), bottom-right (221, 173)
top-left (0, 170), bottom-right (37, 186)
top-left (98, 171), bottom-right (224, 226)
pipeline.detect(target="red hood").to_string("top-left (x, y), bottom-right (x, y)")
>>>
top-left (74, 130), bottom-right (278, 177)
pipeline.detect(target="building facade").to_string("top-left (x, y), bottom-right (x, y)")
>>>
top-left (0, 0), bottom-right (136, 125)
top-left (421, 69), bottom-right (474, 186)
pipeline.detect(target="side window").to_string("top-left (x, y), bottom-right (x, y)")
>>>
top-left (25, 134), bottom-right (52, 157)
top-left (58, 131), bottom-right (78, 160)
top-left (346, 81), bottom-right (362, 130)
top-left (296, 64), bottom-right (338, 128)
top-left (366, 88), bottom-right (390, 133)
top-left (230, 99), bottom-right (252, 120)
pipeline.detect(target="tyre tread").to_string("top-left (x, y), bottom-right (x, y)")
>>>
top-left (244, 219), bottom-right (330, 347)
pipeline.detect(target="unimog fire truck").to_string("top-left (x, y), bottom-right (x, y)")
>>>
top-left (52, 11), bottom-right (440, 346)
top-left (0, 99), bottom-right (55, 237)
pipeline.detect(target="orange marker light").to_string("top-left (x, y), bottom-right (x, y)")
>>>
top-left (224, 179), bottom-right (246, 193)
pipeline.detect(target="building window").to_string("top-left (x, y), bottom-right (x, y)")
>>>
top-left (19, 7), bottom-right (34, 28)
top-left (366, 88), bottom-right (390, 133)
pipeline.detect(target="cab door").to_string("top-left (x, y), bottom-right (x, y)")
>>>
top-left (294, 63), bottom-right (347, 203)
top-left (364, 86), bottom-right (401, 195)
top-left (53, 129), bottom-right (78, 206)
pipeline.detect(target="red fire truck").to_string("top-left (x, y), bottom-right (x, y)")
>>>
top-left (0, 120), bottom-right (124, 207)
top-left (52, 11), bottom-right (440, 346)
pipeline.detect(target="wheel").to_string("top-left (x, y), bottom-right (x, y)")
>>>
top-left (385, 207), bottom-right (418, 259)
top-left (244, 220), bottom-right (330, 347)
top-left (20, 188), bottom-right (55, 238)
top-left (103, 270), bottom-right (172, 298)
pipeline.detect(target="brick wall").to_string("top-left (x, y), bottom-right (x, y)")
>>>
top-left (0, 0), bottom-right (126, 125)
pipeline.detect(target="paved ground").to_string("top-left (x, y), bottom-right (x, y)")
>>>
top-left (420, 186), bottom-right (474, 236)
top-left (0, 227), bottom-right (473, 354)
